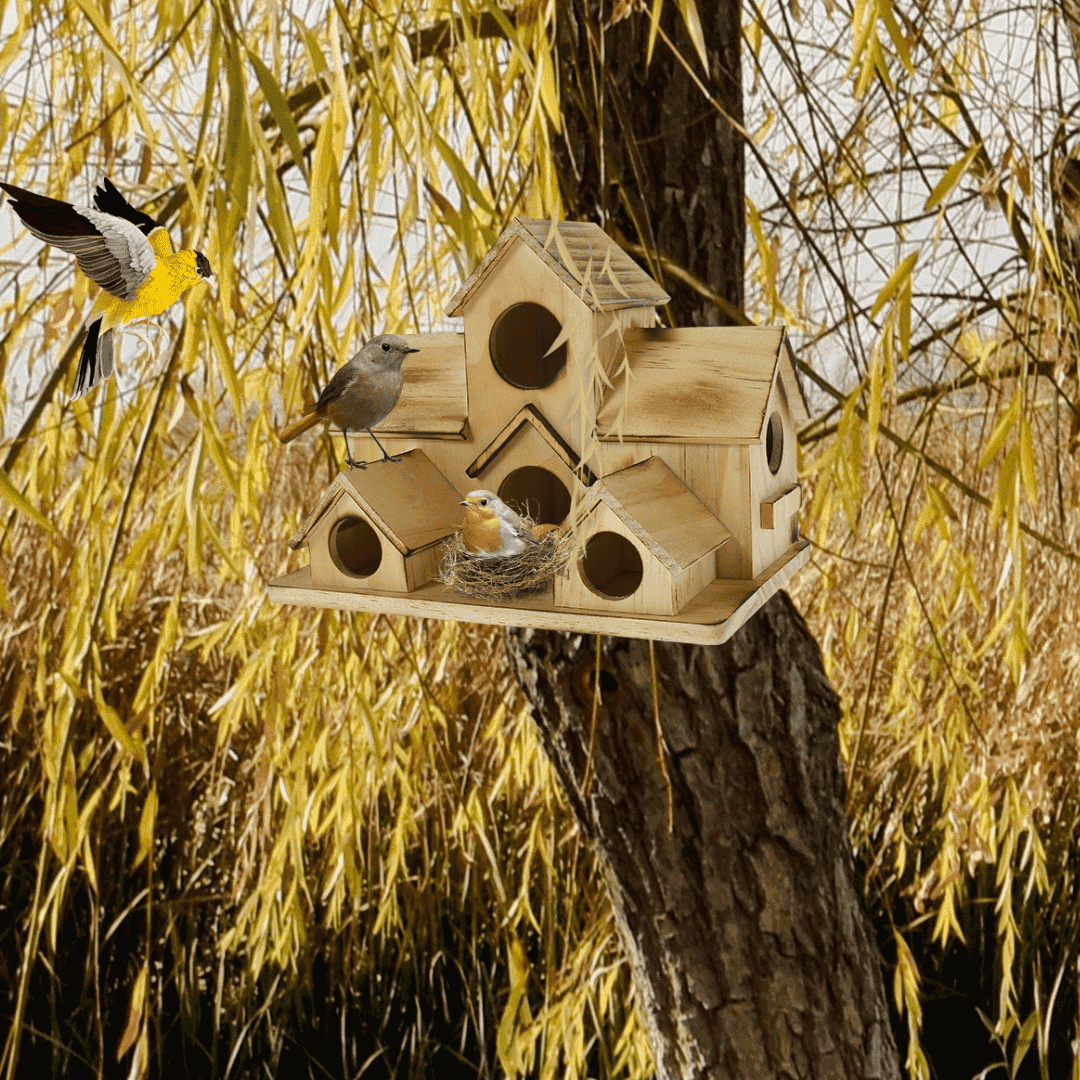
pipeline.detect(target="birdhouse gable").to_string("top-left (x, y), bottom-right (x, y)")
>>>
top-left (444, 218), bottom-right (670, 317)
top-left (586, 457), bottom-right (732, 573)
top-left (596, 325), bottom-right (808, 443)
top-left (467, 404), bottom-right (593, 483)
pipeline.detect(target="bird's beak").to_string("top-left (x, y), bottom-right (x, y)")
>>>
top-left (460, 499), bottom-right (469, 507)
top-left (406, 346), bottom-right (420, 354)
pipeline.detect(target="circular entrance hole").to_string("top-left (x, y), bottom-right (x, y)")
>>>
top-left (765, 411), bottom-right (784, 474)
top-left (488, 302), bottom-right (567, 389)
top-left (498, 467), bottom-right (572, 525)
top-left (330, 516), bottom-right (382, 577)
top-left (579, 531), bottom-right (643, 599)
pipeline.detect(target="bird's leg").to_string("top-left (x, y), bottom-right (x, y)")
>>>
top-left (123, 322), bottom-right (167, 378)
top-left (342, 431), bottom-right (366, 470)
top-left (368, 430), bottom-right (400, 464)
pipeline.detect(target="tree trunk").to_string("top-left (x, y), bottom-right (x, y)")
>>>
top-left (504, 4), bottom-right (903, 1076)
top-left (551, 0), bottom-right (745, 325)
top-left (505, 597), bottom-right (900, 1079)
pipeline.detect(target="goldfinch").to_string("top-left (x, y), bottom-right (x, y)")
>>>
top-left (0, 178), bottom-right (213, 398)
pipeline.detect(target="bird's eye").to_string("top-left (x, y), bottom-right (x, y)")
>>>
top-left (479, 499), bottom-right (488, 507)
top-left (381, 343), bottom-right (390, 351)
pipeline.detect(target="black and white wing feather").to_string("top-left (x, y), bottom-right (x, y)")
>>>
top-left (92, 177), bottom-right (162, 236)
top-left (0, 182), bottom-right (158, 300)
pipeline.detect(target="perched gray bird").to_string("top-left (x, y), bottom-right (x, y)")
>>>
top-left (278, 334), bottom-right (419, 468)
top-left (459, 490), bottom-right (543, 558)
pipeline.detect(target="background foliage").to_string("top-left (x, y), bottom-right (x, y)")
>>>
top-left (1, 0), bottom-right (1079, 1077)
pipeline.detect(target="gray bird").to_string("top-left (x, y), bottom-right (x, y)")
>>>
top-left (278, 334), bottom-right (419, 468)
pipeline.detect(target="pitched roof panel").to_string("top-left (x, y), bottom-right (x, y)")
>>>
top-left (596, 326), bottom-right (809, 442)
top-left (444, 218), bottom-right (670, 316)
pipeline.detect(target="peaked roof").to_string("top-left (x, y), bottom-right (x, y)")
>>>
top-left (582, 457), bottom-right (732, 573)
top-left (595, 326), bottom-right (810, 443)
top-left (444, 219), bottom-right (670, 316)
top-left (289, 449), bottom-right (463, 553)
top-left (466, 403), bottom-right (595, 484)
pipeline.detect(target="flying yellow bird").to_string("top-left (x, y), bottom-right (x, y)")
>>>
top-left (0, 178), bottom-right (213, 398)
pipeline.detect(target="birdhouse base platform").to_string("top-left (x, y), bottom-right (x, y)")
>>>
top-left (267, 540), bottom-right (810, 645)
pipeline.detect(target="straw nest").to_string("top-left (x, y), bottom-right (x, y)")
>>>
top-left (438, 522), bottom-right (577, 600)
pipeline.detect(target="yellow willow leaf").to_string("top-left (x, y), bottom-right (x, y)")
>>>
top-left (536, 36), bottom-right (561, 135)
top-left (870, 251), bottom-right (918, 318)
top-left (116, 962), bottom-right (148, 1060)
top-left (923, 142), bottom-right (981, 211)
top-left (433, 132), bottom-right (493, 217)
top-left (132, 784), bottom-right (158, 870)
top-left (248, 49), bottom-right (307, 179)
top-left (0, 466), bottom-right (55, 535)
top-left (677, 0), bottom-right (709, 71)
top-left (94, 691), bottom-right (146, 764)
top-left (879, 0), bottom-right (914, 73)
top-left (647, 0), bottom-right (664, 66)
top-left (867, 357), bottom-right (882, 453)
top-left (1018, 416), bottom-right (1037, 504)
top-left (977, 393), bottom-right (1021, 468)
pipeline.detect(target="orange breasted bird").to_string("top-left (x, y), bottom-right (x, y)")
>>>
top-left (0, 177), bottom-right (213, 398)
top-left (459, 490), bottom-right (543, 558)
top-left (278, 335), bottom-right (419, 469)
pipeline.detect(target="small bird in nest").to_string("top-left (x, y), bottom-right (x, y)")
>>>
top-left (459, 491), bottom-right (559, 558)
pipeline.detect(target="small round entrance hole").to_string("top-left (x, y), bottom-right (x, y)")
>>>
top-left (579, 531), bottom-right (643, 600)
top-left (498, 467), bottom-right (572, 525)
top-left (765, 411), bottom-right (784, 474)
top-left (330, 516), bottom-right (382, 577)
top-left (488, 302), bottom-right (567, 389)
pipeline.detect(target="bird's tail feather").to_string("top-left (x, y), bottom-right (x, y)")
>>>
top-left (73, 320), bottom-right (113, 399)
top-left (278, 411), bottom-right (321, 443)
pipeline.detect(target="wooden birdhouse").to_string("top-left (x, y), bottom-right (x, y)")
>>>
top-left (269, 218), bottom-right (812, 644)
top-left (289, 450), bottom-right (463, 593)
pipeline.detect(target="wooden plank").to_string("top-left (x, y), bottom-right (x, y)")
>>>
top-left (760, 483), bottom-right (801, 530)
top-left (596, 326), bottom-right (786, 442)
top-left (375, 333), bottom-right (467, 437)
top-left (267, 541), bottom-right (811, 646)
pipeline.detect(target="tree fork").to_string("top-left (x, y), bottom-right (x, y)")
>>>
top-left (505, 596), bottom-right (900, 1079)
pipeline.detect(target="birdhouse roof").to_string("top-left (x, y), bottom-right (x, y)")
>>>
top-left (595, 326), bottom-right (810, 443)
top-left (444, 218), bottom-right (670, 317)
top-left (583, 457), bottom-right (732, 573)
top-left (466, 403), bottom-right (595, 484)
top-left (289, 449), bottom-right (463, 554)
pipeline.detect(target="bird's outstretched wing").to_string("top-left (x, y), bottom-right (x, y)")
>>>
top-left (0, 182), bottom-right (157, 300)
top-left (93, 177), bottom-right (162, 237)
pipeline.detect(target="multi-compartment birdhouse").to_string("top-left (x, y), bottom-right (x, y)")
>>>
top-left (268, 218), bottom-right (810, 644)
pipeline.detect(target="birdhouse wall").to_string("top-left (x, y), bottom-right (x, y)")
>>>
top-left (306, 494), bottom-right (414, 593)
top-left (555, 498), bottom-right (717, 617)
top-left (596, 442), bottom-right (755, 578)
top-left (459, 238), bottom-right (596, 458)
top-left (749, 377), bottom-right (801, 576)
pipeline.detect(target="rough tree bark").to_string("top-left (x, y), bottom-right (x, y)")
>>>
top-left (506, 599), bottom-right (900, 1079)
top-left (503, 2), bottom-right (903, 1077)
top-left (551, 0), bottom-right (745, 326)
